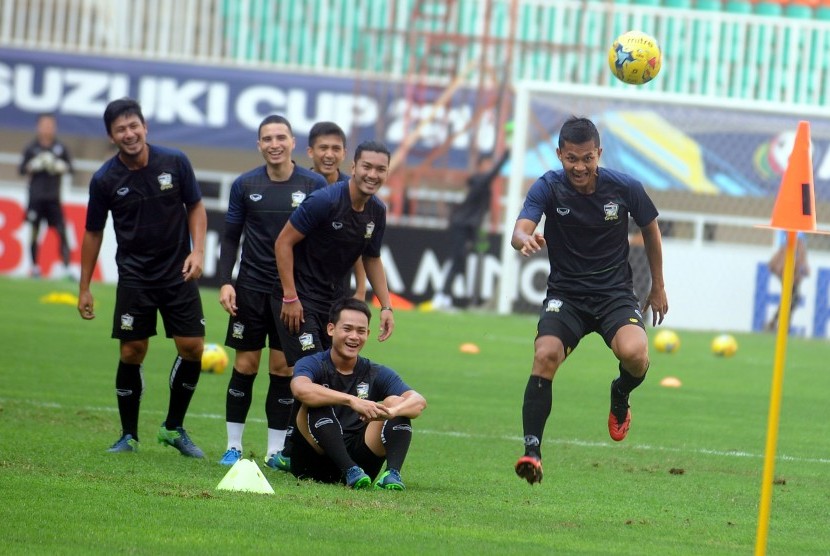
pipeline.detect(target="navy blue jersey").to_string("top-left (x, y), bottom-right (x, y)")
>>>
top-left (19, 139), bottom-right (73, 203)
top-left (293, 350), bottom-right (410, 435)
top-left (85, 145), bottom-right (202, 288)
top-left (225, 165), bottom-right (326, 292)
top-left (518, 167), bottom-right (658, 297)
top-left (286, 181), bottom-right (386, 309)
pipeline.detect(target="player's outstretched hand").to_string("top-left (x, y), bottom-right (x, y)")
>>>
top-left (519, 231), bottom-right (546, 257)
top-left (78, 290), bottom-right (95, 320)
top-left (378, 310), bottom-right (395, 342)
top-left (219, 284), bottom-right (237, 317)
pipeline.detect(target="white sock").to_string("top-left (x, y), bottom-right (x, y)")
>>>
top-left (226, 422), bottom-right (244, 451)
top-left (267, 429), bottom-right (287, 457)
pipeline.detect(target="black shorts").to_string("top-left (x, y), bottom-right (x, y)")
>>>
top-left (112, 281), bottom-right (205, 341)
top-left (290, 422), bottom-right (385, 484)
top-left (536, 291), bottom-right (645, 354)
top-left (224, 287), bottom-right (280, 351)
top-left (26, 199), bottom-right (65, 229)
top-left (271, 296), bottom-right (332, 366)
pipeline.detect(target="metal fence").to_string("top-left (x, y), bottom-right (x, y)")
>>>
top-left (2, 0), bottom-right (828, 106)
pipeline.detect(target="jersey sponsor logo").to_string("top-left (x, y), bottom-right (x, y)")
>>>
top-left (556, 207), bottom-right (570, 216)
top-left (249, 193), bottom-right (262, 202)
top-left (228, 389), bottom-right (245, 397)
top-left (331, 221), bottom-right (343, 230)
top-left (299, 332), bottom-right (315, 351)
top-left (604, 201), bottom-right (619, 221)
top-left (120, 313), bottom-right (134, 330)
top-left (356, 381), bottom-right (369, 399)
top-left (364, 221), bottom-right (375, 239)
top-left (291, 191), bottom-right (306, 207)
top-left (115, 389), bottom-right (133, 397)
top-left (116, 187), bottom-right (129, 196)
top-left (157, 172), bottom-right (172, 190)
top-left (232, 322), bottom-right (244, 339)
top-left (545, 298), bottom-right (563, 313)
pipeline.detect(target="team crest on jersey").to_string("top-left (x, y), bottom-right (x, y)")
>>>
top-left (157, 172), bottom-right (173, 190)
top-left (356, 382), bottom-right (369, 399)
top-left (249, 194), bottom-right (262, 202)
top-left (364, 221), bottom-right (375, 239)
top-left (604, 201), bottom-right (619, 221)
top-left (232, 322), bottom-right (245, 339)
top-left (117, 187), bottom-right (129, 196)
top-left (120, 313), bottom-right (134, 330)
top-left (291, 191), bottom-right (306, 207)
top-left (545, 299), bottom-right (563, 313)
top-left (556, 207), bottom-right (570, 216)
top-left (299, 332), bottom-right (316, 351)
top-left (332, 222), bottom-right (343, 230)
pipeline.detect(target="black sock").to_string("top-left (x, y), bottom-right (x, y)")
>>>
top-left (381, 417), bottom-right (412, 471)
top-left (226, 369), bottom-right (255, 423)
top-left (115, 361), bottom-right (143, 440)
top-left (266, 374), bottom-right (294, 430)
top-left (164, 356), bottom-right (201, 429)
top-left (613, 363), bottom-right (647, 395)
top-left (306, 406), bottom-right (355, 473)
top-left (522, 375), bottom-right (552, 459)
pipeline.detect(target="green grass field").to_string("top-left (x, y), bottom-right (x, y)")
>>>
top-left (1, 276), bottom-right (828, 554)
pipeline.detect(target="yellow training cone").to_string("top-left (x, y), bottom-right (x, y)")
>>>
top-left (216, 459), bottom-right (274, 494)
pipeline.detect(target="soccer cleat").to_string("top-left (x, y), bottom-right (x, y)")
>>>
top-left (219, 448), bottom-right (242, 466)
top-left (157, 423), bottom-right (205, 458)
top-left (107, 434), bottom-right (138, 453)
top-left (515, 455), bottom-right (543, 485)
top-left (608, 381), bottom-right (632, 442)
top-left (264, 451), bottom-right (291, 472)
top-left (345, 465), bottom-right (371, 489)
top-left (373, 468), bottom-right (405, 491)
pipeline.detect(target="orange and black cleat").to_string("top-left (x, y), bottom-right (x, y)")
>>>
top-left (515, 455), bottom-right (543, 485)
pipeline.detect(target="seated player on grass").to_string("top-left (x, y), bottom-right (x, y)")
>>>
top-left (288, 297), bottom-right (427, 490)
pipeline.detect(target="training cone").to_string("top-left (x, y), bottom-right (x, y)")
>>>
top-left (216, 459), bottom-right (275, 494)
top-left (763, 121), bottom-right (817, 233)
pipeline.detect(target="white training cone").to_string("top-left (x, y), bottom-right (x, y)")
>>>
top-left (216, 459), bottom-right (275, 494)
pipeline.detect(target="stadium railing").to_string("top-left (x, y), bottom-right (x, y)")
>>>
top-left (1, 0), bottom-right (829, 107)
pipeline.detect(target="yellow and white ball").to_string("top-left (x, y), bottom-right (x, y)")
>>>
top-left (711, 334), bottom-right (738, 358)
top-left (201, 343), bottom-right (229, 374)
top-left (608, 30), bottom-right (662, 85)
top-left (653, 329), bottom-right (680, 354)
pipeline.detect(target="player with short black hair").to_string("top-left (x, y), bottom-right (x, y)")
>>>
top-left (19, 113), bottom-right (74, 278)
top-left (289, 297), bottom-right (427, 489)
top-left (216, 114), bottom-right (327, 469)
top-left (512, 116), bottom-right (668, 485)
top-left (78, 97), bottom-right (208, 458)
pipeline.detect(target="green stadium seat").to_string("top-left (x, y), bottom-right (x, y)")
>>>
top-left (754, 2), bottom-right (784, 16)
top-left (694, 0), bottom-right (722, 10)
top-left (663, 0), bottom-right (692, 7)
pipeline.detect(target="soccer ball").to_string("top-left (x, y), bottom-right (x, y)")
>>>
top-left (653, 329), bottom-right (680, 353)
top-left (201, 343), bottom-right (229, 374)
top-left (711, 334), bottom-right (738, 358)
top-left (608, 30), bottom-right (662, 85)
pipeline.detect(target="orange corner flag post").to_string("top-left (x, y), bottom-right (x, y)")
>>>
top-left (755, 121), bottom-right (817, 556)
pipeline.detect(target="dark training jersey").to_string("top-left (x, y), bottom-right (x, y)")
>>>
top-left (518, 167), bottom-right (658, 297)
top-left (293, 350), bottom-right (410, 435)
top-left (85, 144), bottom-right (202, 288)
top-left (219, 165), bottom-right (326, 292)
top-left (285, 181), bottom-right (386, 310)
top-left (19, 139), bottom-right (73, 203)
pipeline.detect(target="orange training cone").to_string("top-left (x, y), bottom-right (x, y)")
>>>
top-left (767, 121), bottom-right (816, 233)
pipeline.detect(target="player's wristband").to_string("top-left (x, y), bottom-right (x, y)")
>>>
top-left (282, 296), bottom-right (299, 304)
top-left (380, 306), bottom-right (393, 312)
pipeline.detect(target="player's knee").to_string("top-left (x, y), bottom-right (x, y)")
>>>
top-left (533, 342), bottom-right (564, 377)
top-left (175, 337), bottom-right (204, 361)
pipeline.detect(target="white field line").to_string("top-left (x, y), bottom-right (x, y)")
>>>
top-left (6, 398), bottom-right (830, 465)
